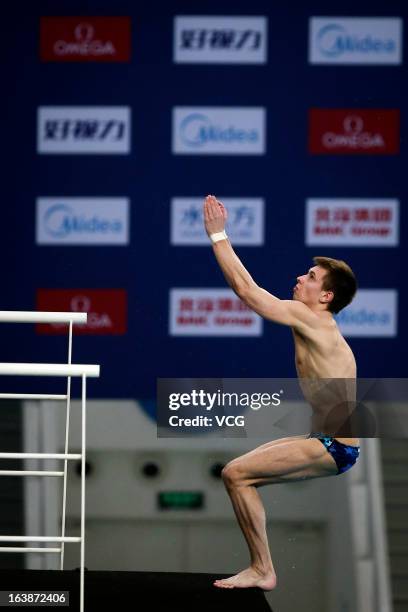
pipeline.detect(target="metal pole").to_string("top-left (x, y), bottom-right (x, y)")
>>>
top-left (80, 375), bottom-right (87, 612)
top-left (60, 321), bottom-right (73, 570)
top-left (0, 312), bottom-right (87, 324)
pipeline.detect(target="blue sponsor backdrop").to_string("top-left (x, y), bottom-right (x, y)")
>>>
top-left (2, 1), bottom-right (407, 405)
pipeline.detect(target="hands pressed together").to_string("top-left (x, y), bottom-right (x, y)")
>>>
top-left (203, 194), bottom-right (228, 238)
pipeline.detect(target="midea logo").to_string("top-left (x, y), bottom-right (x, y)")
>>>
top-left (180, 113), bottom-right (259, 147)
top-left (317, 23), bottom-right (396, 57)
top-left (44, 203), bottom-right (122, 237)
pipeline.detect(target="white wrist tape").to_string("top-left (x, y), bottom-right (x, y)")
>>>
top-left (210, 230), bottom-right (228, 244)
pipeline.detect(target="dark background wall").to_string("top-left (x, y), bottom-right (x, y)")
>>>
top-left (2, 1), bottom-right (406, 410)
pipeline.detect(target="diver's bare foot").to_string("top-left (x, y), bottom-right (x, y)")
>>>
top-left (213, 566), bottom-right (277, 590)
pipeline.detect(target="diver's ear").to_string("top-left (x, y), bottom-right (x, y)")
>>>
top-left (321, 290), bottom-right (334, 306)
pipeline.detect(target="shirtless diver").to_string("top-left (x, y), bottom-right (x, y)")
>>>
top-left (203, 195), bottom-right (360, 591)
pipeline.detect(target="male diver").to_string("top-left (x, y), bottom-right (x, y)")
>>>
top-left (203, 195), bottom-right (360, 590)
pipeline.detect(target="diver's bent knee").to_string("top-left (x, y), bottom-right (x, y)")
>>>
top-left (221, 461), bottom-right (243, 486)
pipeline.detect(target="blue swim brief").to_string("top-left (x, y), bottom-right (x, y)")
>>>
top-left (308, 432), bottom-right (360, 475)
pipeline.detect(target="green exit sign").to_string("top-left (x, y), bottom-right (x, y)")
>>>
top-left (158, 491), bottom-right (204, 509)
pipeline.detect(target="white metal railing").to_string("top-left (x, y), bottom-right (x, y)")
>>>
top-left (0, 548), bottom-right (62, 553)
top-left (61, 320), bottom-right (73, 572)
top-left (0, 364), bottom-right (99, 377)
top-left (0, 453), bottom-right (82, 459)
top-left (0, 312), bottom-right (87, 324)
top-left (0, 395), bottom-right (67, 400)
top-left (367, 438), bottom-right (393, 612)
top-left (0, 471), bottom-right (64, 477)
top-left (349, 437), bottom-right (393, 612)
top-left (0, 311), bottom-right (100, 612)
